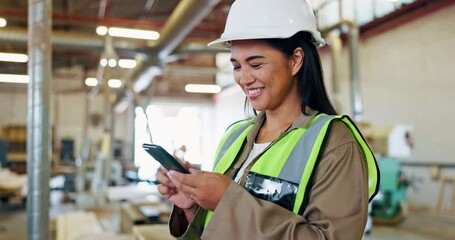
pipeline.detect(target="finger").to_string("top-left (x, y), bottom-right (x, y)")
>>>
top-left (157, 171), bottom-right (175, 188)
top-left (156, 170), bottom-right (168, 183)
top-left (186, 192), bottom-right (198, 203)
top-left (157, 184), bottom-right (172, 198)
top-left (184, 162), bottom-right (200, 173)
top-left (183, 161), bottom-right (193, 169)
top-left (167, 170), bottom-right (184, 188)
top-left (168, 170), bottom-right (202, 188)
top-left (167, 171), bottom-right (197, 196)
top-left (160, 166), bottom-right (169, 174)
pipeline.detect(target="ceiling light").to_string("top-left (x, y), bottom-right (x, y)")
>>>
top-left (96, 26), bottom-right (108, 35)
top-left (185, 84), bottom-right (221, 94)
top-left (108, 79), bottom-right (122, 88)
top-left (0, 52), bottom-right (28, 63)
top-left (118, 59), bottom-right (137, 69)
top-left (107, 27), bottom-right (160, 40)
top-left (100, 58), bottom-right (108, 67)
top-left (96, 26), bottom-right (159, 40)
top-left (108, 59), bottom-right (117, 67)
top-left (85, 77), bottom-right (98, 87)
top-left (0, 18), bottom-right (6, 27)
top-left (0, 74), bottom-right (29, 84)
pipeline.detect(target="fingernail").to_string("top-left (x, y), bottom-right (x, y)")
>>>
top-left (167, 170), bottom-right (174, 177)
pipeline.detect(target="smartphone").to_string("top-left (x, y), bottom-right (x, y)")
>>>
top-left (142, 143), bottom-right (190, 174)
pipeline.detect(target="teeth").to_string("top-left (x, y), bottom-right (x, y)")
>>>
top-left (248, 88), bottom-right (262, 95)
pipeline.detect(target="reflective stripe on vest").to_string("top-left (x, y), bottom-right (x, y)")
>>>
top-left (204, 114), bottom-right (379, 227)
top-left (213, 119), bottom-right (254, 172)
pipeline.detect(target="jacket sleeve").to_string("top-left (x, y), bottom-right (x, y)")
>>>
top-left (201, 122), bottom-right (370, 240)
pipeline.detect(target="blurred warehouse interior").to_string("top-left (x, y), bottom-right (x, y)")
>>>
top-left (0, 0), bottom-right (455, 239)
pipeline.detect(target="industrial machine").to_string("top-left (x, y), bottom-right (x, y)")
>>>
top-left (372, 157), bottom-right (410, 225)
top-left (361, 123), bottom-right (413, 233)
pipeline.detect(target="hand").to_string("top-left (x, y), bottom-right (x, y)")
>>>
top-left (156, 165), bottom-right (197, 211)
top-left (167, 169), bottom-right (232, 211)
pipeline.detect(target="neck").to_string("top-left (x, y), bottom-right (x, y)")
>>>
top-left (265, 97), bottom-right (301, 127)
top-left (256, 105), bottom-right (301, 143)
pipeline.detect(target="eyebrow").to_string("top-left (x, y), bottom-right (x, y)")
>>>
top-left (230, 55), bottom-right (265, 63)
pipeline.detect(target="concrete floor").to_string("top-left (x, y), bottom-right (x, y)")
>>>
top-left (1, 199), bottom-right (454, 240)
top-left (364, 215), bottom-right (455, 240)
top-left (0, 203), bottom-right (27, 240)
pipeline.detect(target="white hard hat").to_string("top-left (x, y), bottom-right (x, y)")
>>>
top-left (208, 0), bottom-right (325, 49)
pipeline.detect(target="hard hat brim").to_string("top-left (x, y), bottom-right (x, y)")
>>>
top-left (208, 32), bottom-right (326, 49)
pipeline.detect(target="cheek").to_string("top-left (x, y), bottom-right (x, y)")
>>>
top-left (233, 72), bottom-right (241, 84)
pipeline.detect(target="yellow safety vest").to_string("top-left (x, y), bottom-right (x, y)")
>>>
top-left (204, 114), bottom-right (379, 227)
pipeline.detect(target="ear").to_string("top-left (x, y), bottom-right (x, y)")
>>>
top-left (291, 47), bottom-right (304, 76)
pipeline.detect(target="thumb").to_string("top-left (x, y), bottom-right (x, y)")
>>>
top-left (184, 161), bottom-right (198, 170)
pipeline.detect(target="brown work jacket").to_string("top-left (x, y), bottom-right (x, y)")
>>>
top-left (170, 110), bottom-right (369, 239)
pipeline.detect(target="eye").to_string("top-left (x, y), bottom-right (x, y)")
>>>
top-left (250, 63), bottom-right (262, 69)
top-left (232, 65), bottom-right (241, 71)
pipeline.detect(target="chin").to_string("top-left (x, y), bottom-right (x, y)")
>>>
top-left (250, 105), bottom-right (265, 112)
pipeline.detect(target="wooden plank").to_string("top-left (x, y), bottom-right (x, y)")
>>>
top-left (436, 176), bottom-right (455, 215)
top-left (57, 211), bottom-right (104, 240)
top-left (7, 152), bottom-right (27, 162)
top-left (436, 177), bottom-right (447, 213)
top-left (451, 178), bottom-right (455, 215)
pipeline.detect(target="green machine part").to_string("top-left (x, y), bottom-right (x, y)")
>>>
top-left (372, 157), bottom-right (409, 224)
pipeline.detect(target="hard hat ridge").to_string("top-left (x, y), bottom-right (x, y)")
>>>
top-left (208, 0), bottom-right (325, 49)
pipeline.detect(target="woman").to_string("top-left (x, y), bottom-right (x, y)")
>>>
top-left (156, 0), bottom-right (379, 239)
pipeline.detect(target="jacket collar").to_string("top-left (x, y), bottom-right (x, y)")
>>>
top-left (247, 108), bottom-right (319, 143)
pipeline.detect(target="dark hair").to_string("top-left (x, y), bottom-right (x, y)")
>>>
top-left (245, 32), bottom-right (337, 116)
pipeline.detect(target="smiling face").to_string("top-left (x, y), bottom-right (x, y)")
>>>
top-left (230, 40), bottom-right (303, 113)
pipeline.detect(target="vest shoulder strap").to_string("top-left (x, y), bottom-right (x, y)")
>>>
top-left (213, 118), bottom-right (253, 172)
top-left (294, 114), bottom-right (379, 214)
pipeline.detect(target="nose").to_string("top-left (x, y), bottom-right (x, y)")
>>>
top-left (237, 68), bottom-right (255, 86)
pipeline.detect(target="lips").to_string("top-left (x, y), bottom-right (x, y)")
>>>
top-left (246, 87), bottom-right (264, 99)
